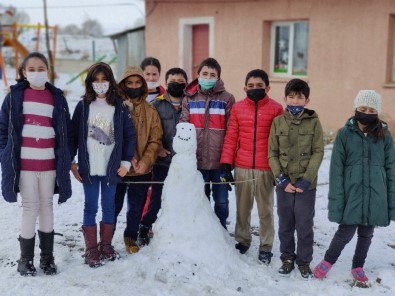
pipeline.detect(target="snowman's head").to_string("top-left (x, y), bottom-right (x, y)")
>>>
top-left (173, 122), bottom-right (197, 154)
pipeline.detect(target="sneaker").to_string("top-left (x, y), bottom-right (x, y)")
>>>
top-left (124, 237), bottom-right (139, 254)
top-left (313, 260), bottom-right (332, 279)
top-left (235, 243), bottom-right (249, 254)
top-left (278, 258), bottom-right (295, 276)
top-left (351, 267), bottom-right (368, 282)
top-left (298, 264), bottom-right (313, 279)
top-left (258, 251), bottom-right (273, 265)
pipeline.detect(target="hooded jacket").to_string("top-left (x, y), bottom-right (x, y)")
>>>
top-left (268, 108), bottom-right (324, 189)
top-left (327, 117), bottom-right (395, 226)
top-left (221, 96), bottom-right (283, 170)
top-left (180, 78), bottom-right (235, 170)
top-left (0, 80), bottom-right (72, 203)
top-left (151, 91), bottom-right (181, 167)
top-left (118, 66), bottom-right (163, 176)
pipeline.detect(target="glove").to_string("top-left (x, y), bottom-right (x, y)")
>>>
top-left (219, 163), bottom-right (234, 191)
top-left (294, 178), bottom-right (311, 192)
top-left (275, 173), bottom-right (291, 189)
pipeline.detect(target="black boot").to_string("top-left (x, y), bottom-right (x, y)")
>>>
top-left (137, 224), bottom-right (150, 247)
top-left (38, 230), bottom-right (57, 275)
top-left (17, 235), bottom-right (37, 276)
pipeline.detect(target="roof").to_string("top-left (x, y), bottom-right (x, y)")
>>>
top-left (105, 25), bottom-right (145, 38)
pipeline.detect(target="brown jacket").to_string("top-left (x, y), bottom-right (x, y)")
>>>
top-left (118, 66), bottom-right (163, 176)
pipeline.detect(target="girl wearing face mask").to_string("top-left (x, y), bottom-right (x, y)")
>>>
top-left (313, 90), bottom-right (395, 285)
top-left (114, 66), bottom-right (162, 254)
top-left (70, 62), bottom-right (136, 268)
top-left (140, 57), bottom-right (165, 103)
top-left (0, 52), bottom-right (71, 276)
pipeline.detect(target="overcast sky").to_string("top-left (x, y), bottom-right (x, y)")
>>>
top-left (1, 0), bottom-right (145, 35)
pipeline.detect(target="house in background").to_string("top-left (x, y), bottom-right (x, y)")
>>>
top-left (107, 25), bottom-right (145, 79)
top-left (145, 0), bottom-right (395, 133)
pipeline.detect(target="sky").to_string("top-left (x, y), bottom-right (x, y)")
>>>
top-left (1, 0), bottom-right (145, 35)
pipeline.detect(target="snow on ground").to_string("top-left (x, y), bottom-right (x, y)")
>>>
top-left (0, 69), bottom-right (394, 296)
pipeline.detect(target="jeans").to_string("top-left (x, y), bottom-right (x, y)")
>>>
top-left (324, 224), bottom-right (374, 268)
top-left (199, 169), bottom-right (229, 228)
top-left (141, 165), bottom-right (169, 228)
top-left (83, 176), bottom-right (117, 226)
top-left (114, 174), bottom-right (151, 240)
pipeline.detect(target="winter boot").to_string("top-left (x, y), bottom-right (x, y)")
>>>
top-left (278, 257), bottom-right (295, 276)
top-left (137, 224), bottom-right (150, 247)
top-left (98, 222), bottom-right (119, 261)
top-left (17, 235), bottom-right (37, 276)
top-left (258, 251), bottom-right (273, 265)
top-left (124, 236), bottom-right (139, 254)
top-left (38, 230), bottom-right (57, 275)
top-left (298, 264), bottom-right (313, 279)
top-left (82, 225), bottom-right (103, 268)
top-left (313, 259), bottom-right (332, 279)
top-left (235, 243), bottom-right (249, 254)
top-left (351, 267), bottom-right (369, 282)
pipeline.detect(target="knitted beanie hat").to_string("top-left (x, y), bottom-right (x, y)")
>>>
top-left (353, 90), bottom-right (382, 113)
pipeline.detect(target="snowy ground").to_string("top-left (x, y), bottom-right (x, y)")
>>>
top-left (0, 70), bottom-right (395, 296)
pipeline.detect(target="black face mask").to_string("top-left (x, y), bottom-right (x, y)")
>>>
top-left (247, 89), bottom-right (266, 102)
top-left (125, 87), bottom-right (144, 99)
top-left (355, 111), bottom-right (378, 126)
top-left (167, 82), bottom-right (186, 97)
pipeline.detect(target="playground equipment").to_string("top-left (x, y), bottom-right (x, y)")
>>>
top-left (0, 23), bottom-right (58, 87)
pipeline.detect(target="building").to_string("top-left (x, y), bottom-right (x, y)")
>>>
top-left (145, 0), bottom-right (395, 133)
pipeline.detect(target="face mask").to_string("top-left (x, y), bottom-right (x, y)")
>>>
top-left (26, 71), bottom-right (48, 88)
top-left (125, 87), bottom-right (145, 99)
top-left (355, 111), bottom-right (378, 125)
top-left (92, 82), bottom-right (109, 95)
top-left (147, 81), bottom-right (160, 89)
top-left (167, 82), bottom-right (186, 97)
top-left (198, 78), bottom-right (217, 90)
top-left (246, 89), bottom-right (266, 102)
top-left (287, 105), bottom-right (304, 117)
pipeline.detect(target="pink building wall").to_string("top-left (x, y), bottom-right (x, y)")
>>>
top-left (145, 0), bottom-right (395, 133)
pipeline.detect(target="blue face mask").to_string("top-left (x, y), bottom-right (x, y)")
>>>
top-left (287, 105), bottom-right (304, 116)
top-left (198, 78), bottom-right (217, 90)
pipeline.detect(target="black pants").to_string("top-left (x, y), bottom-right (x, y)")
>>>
top-left (276, 188), bottom-right (316, 265)
top-left (324, 224), bottom-right (374, 269)
top-left (114, 174), bottom-right (151, 240)
top-left (141, 165), bottom-right (169, 228)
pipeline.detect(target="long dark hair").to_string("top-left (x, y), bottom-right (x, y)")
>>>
top-left (17, 52), bottom-right (49, 82)
top-left (363, 118), bottom-right (386, 142)
top-left (82, 62), bottom-right (118, 105)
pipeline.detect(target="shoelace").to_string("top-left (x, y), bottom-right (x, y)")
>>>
top-left (299, 265), bottom-right (312, 274)
top-left (282, 260), bottom-right (293, 269)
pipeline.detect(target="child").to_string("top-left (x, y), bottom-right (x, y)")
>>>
top-left (141, 57), bottom-right (165, 103)
top-left (268, 78), bottom-right (324, 277)
top-left (70, 62), bottom-right (136, 268)
top-left (313, 90), bottom-right (395, 284)
top-left (114, 66), bottom-right (162, 253)
top-left (139, 67), bottom-right (188, 241)
top-left (0, 52), bottom-right (72, 276)
top-left (180, 57), bottom-right (235, 229)
top-left (220, 69), bottom-right (283, 264)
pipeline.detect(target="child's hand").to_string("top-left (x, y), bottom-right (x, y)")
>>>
top-left (134, 160), bottom-right (148, 174)
top-left (117, 165), bottom-right (128, 177)
top-left (294, 179), bottom-right (311, 193)
top-left (158, 147), bottom-right (171, 158)
top-left (71, 163), bottom-right (82, 183)
top-left (284, 183), bottom-right (297, 193)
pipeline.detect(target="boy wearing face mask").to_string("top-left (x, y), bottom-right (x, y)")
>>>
top-left (138, 68), bottom-right (188, 244)
top-left (114, 66), bottom-right (162, 253)
top-left (220, 69), bottom-right (283, 265)
top-left (268, 78), bottom-right (324, 278)
top-left (180, 58), bottom-right (235, 229)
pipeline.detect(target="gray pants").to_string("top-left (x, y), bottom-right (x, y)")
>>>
top-left (276, 188), bottom-right (316, 265)
top-left (324, 224), bottom-right (374, 269)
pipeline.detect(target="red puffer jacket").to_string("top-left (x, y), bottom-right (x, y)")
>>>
top-left (220, 96), bottom-right (283, 170)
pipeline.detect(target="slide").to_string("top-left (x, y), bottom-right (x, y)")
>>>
top-left (4, 37), bottom-right (29, 58)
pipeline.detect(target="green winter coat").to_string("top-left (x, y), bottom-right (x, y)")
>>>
top-left (268, 109), bottom-right (324, 189)
top-left (328, 117), bottom-right (395, 226)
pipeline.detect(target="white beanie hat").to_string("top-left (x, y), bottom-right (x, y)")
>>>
top-left (353, 90), bottom-right (382, 113)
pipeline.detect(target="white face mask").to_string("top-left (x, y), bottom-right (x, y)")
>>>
top-left (92, 82), bottom-right (110, 95)
top-left (147, 81), bottom-right (160, 89)
top-left (26, 71), bottom-right (48, 88)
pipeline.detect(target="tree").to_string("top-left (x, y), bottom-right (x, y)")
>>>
top-left (81, 19), bottom-right (103, 37)
top-left (60, 24), bottom-right (81, 35)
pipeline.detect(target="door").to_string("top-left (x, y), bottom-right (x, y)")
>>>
top-left (192, 24), bottom-right (209, 78)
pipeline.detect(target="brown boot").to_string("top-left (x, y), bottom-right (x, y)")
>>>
top-left (124, 236), bottom-right (139, 254)
top-left (82, 225), bottom-right (103, 268)
top-left (99, 222), bottom-right (119, 261)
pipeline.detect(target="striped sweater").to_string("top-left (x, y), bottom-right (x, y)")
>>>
top-left (20, 88), bottom-right (55, 171)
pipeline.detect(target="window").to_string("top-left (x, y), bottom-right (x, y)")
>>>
top-left (270, 21), bottom-right (309, 76)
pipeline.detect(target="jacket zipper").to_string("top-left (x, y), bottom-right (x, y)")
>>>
top-left (252, 102), bottom-right (258, 169)
top-left (83, 103), bottom-right (91, 184)
top-left (107, 106), bottom-right (119, 186)
top-left (9, 90), bottom-right (17, 200)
